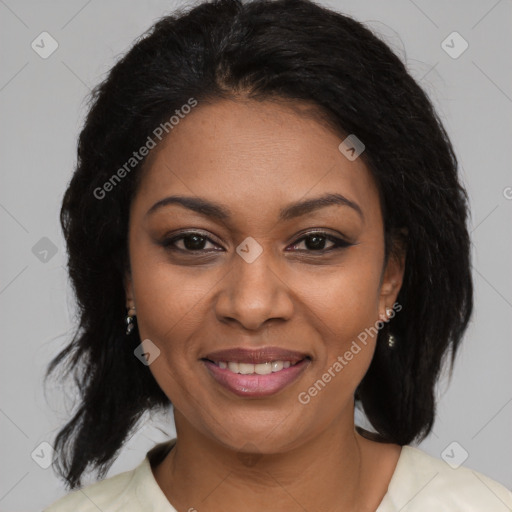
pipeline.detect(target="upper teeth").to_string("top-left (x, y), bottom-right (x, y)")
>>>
top-left (217, 361), bottom-right (293, 374)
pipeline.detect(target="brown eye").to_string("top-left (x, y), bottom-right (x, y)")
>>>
top-left (287, 232), bottom-right (353, 253)
top-left (161, 232), bottom-right (221, 253)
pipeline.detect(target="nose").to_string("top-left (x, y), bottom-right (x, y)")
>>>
top-left (214, 250), bottom-right (294, 331)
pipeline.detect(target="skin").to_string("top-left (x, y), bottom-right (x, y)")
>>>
top-left (124, 98), bottom-right (406, 512)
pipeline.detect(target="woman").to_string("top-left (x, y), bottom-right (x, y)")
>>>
top-left (43, 0), bottom-right (512, 510)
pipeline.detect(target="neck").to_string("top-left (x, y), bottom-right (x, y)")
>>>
top-left (152, 408), bottom-right (398, 512)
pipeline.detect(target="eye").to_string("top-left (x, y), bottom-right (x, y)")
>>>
top-left (287, 232), bottom-right (353, 253)
top-left (161, 231), bottom-right (220, 253)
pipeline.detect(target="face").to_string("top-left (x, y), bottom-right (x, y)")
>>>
top-left (125, 99), bottom-right (404, 454)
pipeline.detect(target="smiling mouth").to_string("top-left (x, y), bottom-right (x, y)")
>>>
top-left (201, 358), bottom-right (310, 375)
top-left (200, 346), bottom-right (312, 397)
top-left (201, 356), bottom-right (311, 398)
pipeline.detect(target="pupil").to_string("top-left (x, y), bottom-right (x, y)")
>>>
top-left (306, 234), bottom-right (325, 250)
top-left (184, 235), bottom-right (205, 250)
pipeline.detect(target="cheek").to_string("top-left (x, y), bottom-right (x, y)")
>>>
top-left (314, 252), bottom-right (383, 335)
top-left (127, 264), bottom-right (206, 398)
top-left (128, 230), bottom-right (212, 341)
top-left (306, 251), bottom-right (383, 380)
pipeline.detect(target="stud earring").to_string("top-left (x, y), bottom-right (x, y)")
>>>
top-left (380, 307), bottom-right (393, 323)
top-left (126, 306), bottom-right (136, 335)
top-left (387, 332), bottom-right (396, 348)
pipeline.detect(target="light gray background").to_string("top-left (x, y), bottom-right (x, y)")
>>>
top-left (1, 0), bottom-right (511, 510)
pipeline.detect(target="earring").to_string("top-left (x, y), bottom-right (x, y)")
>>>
top-left (381, 307), bottom-right (396, 348)
top-left (380, 307), bottom-right (393, 323)
top-left (126, 306), bottom-right (136, 335)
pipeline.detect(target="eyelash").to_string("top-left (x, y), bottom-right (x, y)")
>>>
top-left (160, 230), bottom-right (354, 255)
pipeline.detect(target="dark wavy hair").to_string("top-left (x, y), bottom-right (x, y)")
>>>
top-left (45, 0), bottom-right (473, 490)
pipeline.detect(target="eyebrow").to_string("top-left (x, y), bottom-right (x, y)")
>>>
top-left (146, 192), bottom-right (364, 222)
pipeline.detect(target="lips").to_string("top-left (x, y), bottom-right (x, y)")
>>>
top-left (200, 346), bottom-right (311, 398)
top-left (202, 346), bottom-right (310, 365)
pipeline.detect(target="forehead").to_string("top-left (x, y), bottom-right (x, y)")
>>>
top-left (133, 99), bottom-right (381, 227)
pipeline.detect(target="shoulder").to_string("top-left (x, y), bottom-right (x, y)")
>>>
top-left (42, 440), bottom-right (177, 512)
top-left (42, 464), bottom-right (140, 512)
top-left (379, 445), bottom-right (512, 511)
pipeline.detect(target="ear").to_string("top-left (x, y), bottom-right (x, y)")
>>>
top-left (378, 229), bottom-right (407, 318)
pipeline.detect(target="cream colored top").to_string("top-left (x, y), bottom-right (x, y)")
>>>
top-left (43, 439), bottom-right (512, 511)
